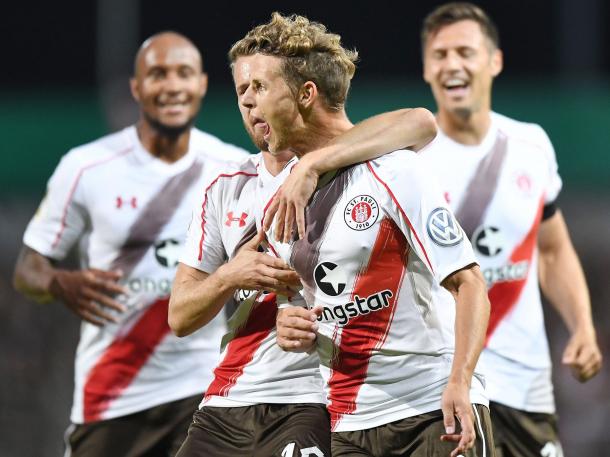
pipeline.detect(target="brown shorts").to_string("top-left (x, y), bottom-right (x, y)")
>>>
top-left (332, 404), bottom-right (495, 457)
top-left (175, 403), bottom-right (330, 457)
top-left (65, 394), bottom-right (201, 457)
top-left (490, 401), bottom-right (563, 457)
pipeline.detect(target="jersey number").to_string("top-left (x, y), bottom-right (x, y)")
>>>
top-left (281, 443), bottom-right (324, 457)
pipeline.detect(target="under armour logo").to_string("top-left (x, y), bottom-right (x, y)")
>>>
top-left (225, 211), bottom-right (248, 227)
top-left (116, 196), bottom-right (137, 209)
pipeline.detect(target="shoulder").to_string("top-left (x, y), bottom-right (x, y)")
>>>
top-left (190, 128), bottom-right (252, 161)
top-left (204, 153), bottom-right (261, 193)
top-left (55, 127), bottom-right (135, 175)
top-left (493, 112), bottom-right (553, 152)
top-left (366, 149), bottom-right (427, 183)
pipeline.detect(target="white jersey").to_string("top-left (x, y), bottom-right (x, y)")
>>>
top-left (180, 154), bottom-right (325, 407)
top-left (259, 151), bottom-right (487, 433)
top-left (23, 126), bottom-right (249, 423)
top-left (420, 112), bottom-right (562, 413)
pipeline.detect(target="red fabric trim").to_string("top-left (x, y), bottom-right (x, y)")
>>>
top-left (485, 197), bottom-right (544, 345)
top-left (51, 147), bottom-right (133, 250)
top-left (83, 298), bottom-right (171, 422)
top-left (366, 161), bottom-right (435, 274)
top-left (204, 293), bottom-right (277, 400)
top-left (328, 218), bottom-right (408, 430)
top-left (197, 171), bottom-right (258, 262)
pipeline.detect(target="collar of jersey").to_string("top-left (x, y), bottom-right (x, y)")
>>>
top-left (438, 114), bottom-right (499, 155)
top-left (126, 125), bottom-right (198, 176)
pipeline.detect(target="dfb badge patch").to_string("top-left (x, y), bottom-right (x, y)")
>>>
top-left (426, 208), bottom-right (463, 246)
top-left (344, 195), bottom-right (379, 231)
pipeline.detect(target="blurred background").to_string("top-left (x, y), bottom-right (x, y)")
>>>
top-left (1, 0), bottom-right (609, 455)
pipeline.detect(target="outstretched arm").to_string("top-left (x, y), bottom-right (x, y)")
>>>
top-left (266, 108), bottom-right (437, 241)
top-left (538, 210), bottom-right (602, 381)
top-left (169, 231), bottom-right (301, 337)
top-left (13, 245), bottom-right (126, 325)
top-left (441, 264), bottom-right (490, 457)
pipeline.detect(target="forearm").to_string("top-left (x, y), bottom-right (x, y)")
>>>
top-left (448, 270), bottom-right (490, 385)
top-left (539, 243), bottom-right (593, 334)
top-left (169, 265), bottom-right (236, 337)
top-left (13, 246), bottom-right (57, 303)
top-left (303, 108), bottom-right (437, 175)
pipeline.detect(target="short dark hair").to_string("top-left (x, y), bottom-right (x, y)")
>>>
top-left (421, 2), bottom-right (500, 51)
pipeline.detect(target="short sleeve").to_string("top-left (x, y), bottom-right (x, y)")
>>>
top-left (535, 125), bottom-right (562, 204)
top-left (23, 151), bottom-right (88, 260)
top-left (180, 182), bottom-right (227, 274)
top-left (368, 152), bottom-right (477, 284)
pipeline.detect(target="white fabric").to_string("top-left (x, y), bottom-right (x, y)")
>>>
top-left (419, 112), bottom-right (562, 413)
top-left (181, 154), bottom-right (325, 407)
top-left (259, 151), bottom-right (487, 432)
top-left (24, 126), bottom-right (249, 423)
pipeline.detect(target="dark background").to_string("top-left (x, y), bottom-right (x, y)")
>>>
top-left (1, 1), bottom-right (609, 456)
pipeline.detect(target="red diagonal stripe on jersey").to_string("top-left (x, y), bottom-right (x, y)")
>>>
top-left (328, 218), bottom-right (408, 431)
top-left (485, 198), bottom-right (544, 345)
top-left (204, 293), bottom-right (277, 400)
top-left (83, 298), bottom-right (171, 422)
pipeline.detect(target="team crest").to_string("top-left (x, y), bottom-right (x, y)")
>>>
top-left (344, 195), bottom-right (379, 231)
top-left (426, 207), bottom-right (463, 246)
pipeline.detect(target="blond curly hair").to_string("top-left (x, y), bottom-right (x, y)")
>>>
top-left (229, 12), bottom-right (358, 111)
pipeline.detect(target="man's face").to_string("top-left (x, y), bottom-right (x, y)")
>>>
top-left (423, 20), bottom-right (502, 118)
top-left (131, 37), bottom-right (207, 135)
top-left (233, 54), bottom-right (300, 153)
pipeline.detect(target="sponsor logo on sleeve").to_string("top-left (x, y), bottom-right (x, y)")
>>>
top-left (426, 207), bottom-right (463, 246)
top-left (344, 195), bottom-right (379, 231)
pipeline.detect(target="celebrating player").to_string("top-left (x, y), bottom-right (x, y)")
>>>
top-left (13, 32), bottom-right (248, 456)
top-left (236, 13), bottom-right (494, 457)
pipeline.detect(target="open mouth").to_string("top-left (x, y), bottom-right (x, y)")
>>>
top-left (443, 78), bottom-right (470, 97)
top-left (252, 117), bottom-right (271, 140)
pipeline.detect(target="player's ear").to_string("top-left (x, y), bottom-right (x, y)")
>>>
top-left (491, 48), bottom-right (503, 78)
top-left (199, 72), bottom-right (208, 98)
top-left (129, 77), bottom-right (140, 102)
top-left (298, 81), bottom-right (318, 109)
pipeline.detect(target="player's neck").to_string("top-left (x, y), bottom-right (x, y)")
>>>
top-left (261, 150), bottom-right (296, 177)
top-left (136, 121), bottom-right (191, 163)
top-left (437, 109), bottom-right (492, 146)
top-left (294, 110), bottom-right (353, 158)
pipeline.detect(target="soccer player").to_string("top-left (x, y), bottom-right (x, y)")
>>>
top-left (235, 13), bottom-right (494, 457)
top-left (169, 106), bottom-right (437, 456)
top-left (12, 32), bottom-right (248, 457)
top-left (417, 3), bottom-right (602, 455)
top-left (273, 4), bottom-right (604, 456)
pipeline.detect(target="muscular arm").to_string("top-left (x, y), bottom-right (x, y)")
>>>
top-left (440, 264), bottom-right (490, 457)
top-left (168, 231), bottom-right (301, 337)
top-left (13, 245), bottom-right (126, 325)
top-left (538, 210), bottom-right (602, 381)
top-left (266, 108), bottom-right (438, 240)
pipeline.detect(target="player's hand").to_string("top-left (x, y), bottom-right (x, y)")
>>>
top-left (220, 231), bottom-right (301, 296)
top-left (276, 305), bottom-right (323, 352)
top-left (49, 268), bottom-right (127, 326)
top-left (263, 159), bottom-right (319, 243)
top-left (562, 327), bottom-right (602, 382)
top-left (440, 380), bottom-right (476, 457)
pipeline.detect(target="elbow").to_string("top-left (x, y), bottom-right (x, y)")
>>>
top-left (404, 107), bottom-right (437, 151)
top-left (167, 302), bottom-right (193, 338)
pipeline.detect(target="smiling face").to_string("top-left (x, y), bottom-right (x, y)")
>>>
top-left (130, 33), bottom-right (207, 136)
top-left (233, 54), bottom-right (301, 154)
top-left (423, 19), bottom-right (502, 120)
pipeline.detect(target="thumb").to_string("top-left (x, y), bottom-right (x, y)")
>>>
top-left (243, 230), bottom-right (267, 251)
top-left (562, 339), bottom-right (579, 364)
top-left (311, 305), bottom-right (324, 318)
top-left (442, 398), bottom-right (456, 435)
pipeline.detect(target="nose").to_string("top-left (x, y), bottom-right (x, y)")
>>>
top-left (163, 71), bottom-right (183, 93)
top-left (443, 50), bottom-right (462, 71)
top-left (240, 85), bottom-right (255, 109)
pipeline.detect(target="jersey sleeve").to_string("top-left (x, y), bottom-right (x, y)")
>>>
top-left (368, 152), bottom-right (477, 284)
top-left (535, 125), bottom-right (562, 204)
top-left (180, 181), bottom-right (228, 274)
top-left (23, 151), bottom-right (88, 261)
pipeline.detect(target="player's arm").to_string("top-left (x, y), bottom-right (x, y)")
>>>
top-left (537, 210), bottom-right (602, 381)
top-left (440, 264), bottom-right (490, 457)
top-left (13, 245), bottom-right (126, 325)
top-left (169, 231), bottom-right (301, 337)
top-left (266, 108), bottom-right (437, 241)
